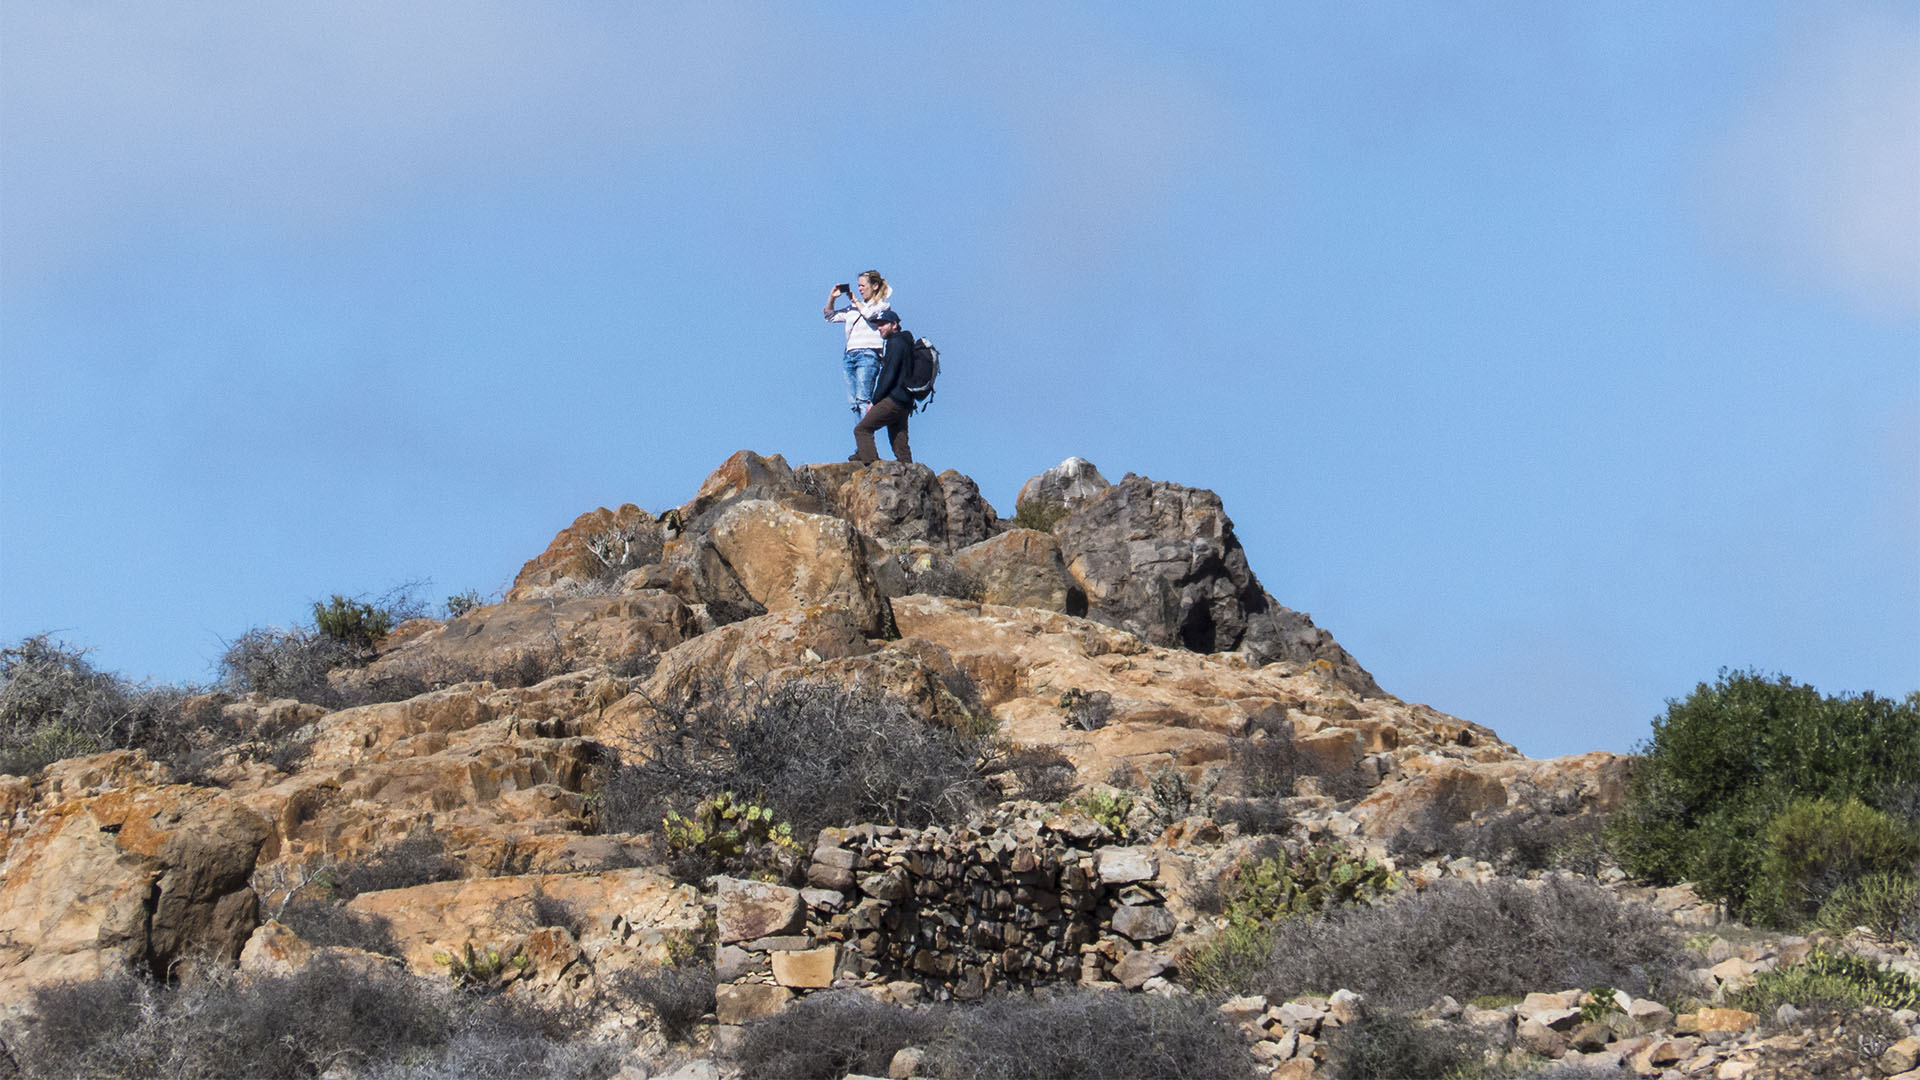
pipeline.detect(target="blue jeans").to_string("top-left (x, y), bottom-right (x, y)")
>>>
top-left (843, 349), bottom-right (879, 412)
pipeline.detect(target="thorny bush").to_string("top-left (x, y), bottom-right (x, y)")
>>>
top-left (4, 958), bottom-right (623, 1080)
top-left (595, 677), bottom-right (995, 841)
top-left (1255, 875), bottom-right (1685, 1008)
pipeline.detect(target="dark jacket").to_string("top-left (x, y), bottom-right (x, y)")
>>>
top-left (869, 330), bottom-right (914, 407)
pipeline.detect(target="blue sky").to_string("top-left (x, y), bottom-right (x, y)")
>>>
top-left (2, 2), bottom-right (1914, 759)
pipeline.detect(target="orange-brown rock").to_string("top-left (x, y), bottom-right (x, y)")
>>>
top-left (952, 529), bottom-right (1079, 612)
top-left (348, 592), bottom-right (699, 692)
top-left (509, 504), bottom-right (661, 600)
top-left (797, 461), bottom-right (959, 548)
top-left (342, 868), bottom-right (703, 987)
top-left (624, 605), bottom-right (877, 711)
top-left (0, 785), bottom-right (270, 1000)
top-left (888, 594), bottom-right (1517, 795)
top-left (707, 499), bottom-right (889, 636)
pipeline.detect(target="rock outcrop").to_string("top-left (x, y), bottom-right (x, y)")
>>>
top-left (0, 785), bottom-right (270, 997)
top-left (0, 448), bottom-right (1669, 1068)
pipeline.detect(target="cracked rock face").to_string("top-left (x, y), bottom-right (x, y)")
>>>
top-left (0, 785), bottom-right (270, 997)
top-left (1050, 472), bottom-right (1378, 692)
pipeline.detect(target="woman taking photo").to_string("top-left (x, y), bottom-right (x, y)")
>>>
top-left (822, 270), bottom-right (892, 414)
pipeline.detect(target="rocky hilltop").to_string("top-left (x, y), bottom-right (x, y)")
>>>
top-left (3, 453), bottom-right (1911, 1080)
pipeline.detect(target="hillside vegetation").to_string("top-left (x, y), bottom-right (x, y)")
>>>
top-left (2, 453), bottom-right (1915, 1080)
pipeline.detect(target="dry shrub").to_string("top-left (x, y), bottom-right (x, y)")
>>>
top-left (7, 958), bottom-right (621, 1080)
top-left (997, 742), bottom-right (1078, 802)
top-left (596, 678), bottom-right (993, 838)
top-left (605, 963), bottom-right (717, 1043)
top-left (335, 826), bottom-right (463, 898)
top-left (1259, 875), bottom-right (1684, 1010)
top-left (1323, 1011), bottom-right (1488, 1080)
top-left (727, 991), bottom-right (943, 1080)
top-left (927, 989), bottom-right (1257, 1080)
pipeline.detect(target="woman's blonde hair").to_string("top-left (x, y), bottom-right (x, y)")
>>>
top-left (860, 270), bottom-right (892, 300)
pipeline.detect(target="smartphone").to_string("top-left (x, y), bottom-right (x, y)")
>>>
top-left (836, 283), bottom-right (852, 294)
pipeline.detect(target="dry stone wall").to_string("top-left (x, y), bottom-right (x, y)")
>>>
top-left (714, 812), bottom-right (1181, 1021)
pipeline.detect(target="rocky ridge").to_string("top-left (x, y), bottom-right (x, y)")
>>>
top-left (1, 451), bottom-right (1912, 1079)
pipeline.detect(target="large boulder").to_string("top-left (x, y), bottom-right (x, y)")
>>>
top-left (509, 504), bottom-right (663, 600)
top-left (951, 529), bottom-right (1082, 613)
top-left (0, 786), bottom-right (271, 1001)
top-left (345, 591), bottom-right (700, 693)
top-left (937, 469), bottom-right (1000, 549)
top-left (707, 500), bottom-right (890, 637)
top-left (1015, 457), bottom-right (1111, 516)
top-left (1049, 470), bottom-right (1378, 693)
top-left (678, 449), bottom-right (826, 529)
top-left (629, 606), bottom-right (879, 709)
top-left (798, 461), bottom-right (950, 548)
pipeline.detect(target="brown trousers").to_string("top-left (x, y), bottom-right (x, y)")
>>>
top-left (853, 397), bottom-right (913, 463)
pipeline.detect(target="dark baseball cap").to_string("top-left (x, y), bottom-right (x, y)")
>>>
top-left (869, 309), bottom-right (900, 325)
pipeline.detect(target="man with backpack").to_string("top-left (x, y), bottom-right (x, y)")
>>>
top-left (851, 309), bottom-right (917, 464)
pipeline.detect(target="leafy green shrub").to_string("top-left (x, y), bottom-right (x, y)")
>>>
top-left (1610, 671), bottom-right (1920, 922)
top-left (660, 791), bottom-right (802, 882)
top-left (596, 678), bottom-right (993, 838)
top-left (727, 990), bottom-right (945, 1080)
top-left (8, 958), bottom-right (620, 1080)
top-left (1010, 499), bottom-right (1068, 533)
top-left (1184, 842), bottom-right (1395, 994)
top-left (1257, 876), bottom-right (1684, 1009)
top-left (220, 587), bottom-right (433, 708)
top-left (1733, 948), bottom-right (1920, 1016)
top-left (927, 988), bottom-right (1257, 1080)
top-left (1745, 797), bottom-right (1920, 928)
top-left (312, 594), bottom-right (396, 651)
top-left (1815, 872), bottom-right (1920, 940)
top-left (1323, 1011), bottom-right (1488, 1080)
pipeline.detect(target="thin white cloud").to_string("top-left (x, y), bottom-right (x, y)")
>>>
top-left (1695, 7), bottom-right (1920, 319)
top-left (0, 2), bottom-right (783, 280)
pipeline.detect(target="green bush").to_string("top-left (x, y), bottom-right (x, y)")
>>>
top-left (312, 594), bottom-right (395, 651)
top-left (1733, 948), bottom-right (1920, 1016)
top-left (1815, 872), bottom-right (1920, 941)
top-left (1610, 670), bottom-right (1920, 920)
top-left (1010, 499), bottom-right (1067, 533)
top-left (1744, 797), bottom-right (1920, 929)
top-left (1183, 842), bottom-right (1395, 994)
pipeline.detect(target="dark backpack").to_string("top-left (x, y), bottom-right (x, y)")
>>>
top-left (905, 337), bottom-right (941, 409)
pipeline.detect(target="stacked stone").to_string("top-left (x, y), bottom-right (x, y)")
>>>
top-left (714, 811), bottom-right (1184, 1017)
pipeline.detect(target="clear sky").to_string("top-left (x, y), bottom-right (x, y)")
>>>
top-left (2, 2), bottom-right (1915, 759)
